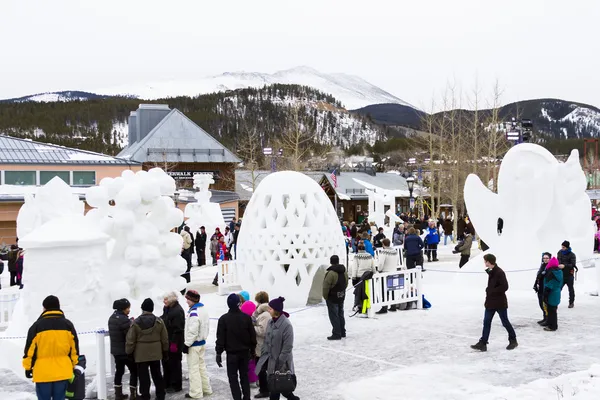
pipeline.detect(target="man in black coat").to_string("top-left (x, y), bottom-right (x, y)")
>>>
top-left (557, 240), bottom-right (577, 308)
top-left (196, 226), bottom-right (207, 266)
top-left (322, 255), bottom-right (348, 340)
top-left (471, 254), bottom-right (517, 352)
top-left (216, 294), bottom-right (257, 400)
top-left (161, 292), bottom-right (186, 393)
top-left (373, 227), bottom-right (386, 249)
top-left (108, 298), bottom-right (137, 400)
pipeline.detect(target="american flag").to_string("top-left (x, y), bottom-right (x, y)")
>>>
top-left (331, 169), bottom-right (337, 188)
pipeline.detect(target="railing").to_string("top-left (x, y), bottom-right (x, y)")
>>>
top-left (368, 268), bottom-right (423, 317)
top-left (216, 260), bottom-right (241, 296)
top-left (0, 290), bottom-right (20, 327)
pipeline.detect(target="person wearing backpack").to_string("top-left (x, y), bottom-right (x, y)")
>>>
top-left (322, 255), bottom-right (349, 341)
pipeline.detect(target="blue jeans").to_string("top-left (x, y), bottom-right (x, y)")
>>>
top-left (36, 380), bottom-right (68, 400)
top-left (326, 300), bottom-right (346, 338)
top-left (480, 309), bottom-right (516, 343)
top-left (444, 234), bottom-right (453, 245)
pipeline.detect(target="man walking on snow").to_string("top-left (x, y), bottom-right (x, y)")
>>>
top-left (557, 240), bottom-right (577, 308)
top-left (471, 254), bottom-right (518, 352)
top-left (184, 290), bottom-right (212, 399)
top-left (323, 255), bottom-right (348, 340)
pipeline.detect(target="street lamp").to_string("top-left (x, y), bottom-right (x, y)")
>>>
top-left (406, 176), bottom-right (415, 214)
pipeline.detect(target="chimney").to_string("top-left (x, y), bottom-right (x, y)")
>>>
top-left (136, 104), bottom-right (171, 143)
top-left (127, 111), bottom-right (137, 146)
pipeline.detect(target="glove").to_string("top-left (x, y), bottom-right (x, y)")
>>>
top-left (452, 251), bottom-right (458, 254)
top-left (216, 354), bottom-right (223, 368)
top-left (183, 345), bottom-right (189, 354)
top-left (162, 351), bottom-right (169, 361)
top-left (533, 285), bottom-right (538, 293)
top-left (25, 370), bottom-right (33, 379)
top-left (543, 288), bottom-right (550, 303)
top-left (169, 342), bottom-right (178, 353)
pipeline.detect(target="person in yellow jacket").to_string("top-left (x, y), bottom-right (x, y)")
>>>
top-left (23, 295), bottom-right (79, 400)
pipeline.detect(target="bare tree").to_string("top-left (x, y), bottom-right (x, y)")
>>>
top-left (278, 107), bottom-right (313, 171)
top-left (233, 122), bottom-right (268, 191)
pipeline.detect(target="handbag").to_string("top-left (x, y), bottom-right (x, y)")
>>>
top-left (268, 370), bottom-right (297, 393)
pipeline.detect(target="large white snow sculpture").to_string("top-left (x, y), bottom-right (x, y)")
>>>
top-left (464, 144), bottom-right (594, 286)
top-left (236, 171), bottom-right (346, 306)
top-left (84, 168), bottom-right (187, 300)
top-left (354, 178), bottom-right (405, 240)
top-left (184, 173), bottom-right (225, 259)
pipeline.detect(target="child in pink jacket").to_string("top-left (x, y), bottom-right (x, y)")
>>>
top-left (240, 300), bottom-right (259, 386)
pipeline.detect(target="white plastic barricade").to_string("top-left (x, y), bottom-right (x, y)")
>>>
top-left (217, 260), bottom-right (241, 295)
top-left (368, 267), bottom-right (423, 317)
top-left (0, 290), bottom-right (20, 326)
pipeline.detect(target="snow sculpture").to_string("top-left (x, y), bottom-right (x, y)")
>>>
top-left (84, 168), bottom-right (187, 300)
top-left (464, 144), bottom-right (594, 287)
top-left (184, 173), bottom-right (225, 259)
top-left (16, 177), bottom-right (84, 239)
top-left (354, 178), bottom-right (405, 240)
top-left (237, 171), bottom-right (346, 306)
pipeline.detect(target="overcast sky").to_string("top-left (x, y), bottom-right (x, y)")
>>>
top-left (1, 0), bottom-right (599, 109)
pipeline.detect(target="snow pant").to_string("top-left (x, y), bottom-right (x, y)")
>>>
top-left (188, 345), bottom-right (212, 399)
top-left (256, 356), bottom-right (269, 394)
top-left (182, 249), bottom-right (192, 272)
top-left (537, 290), bottom-right (546, 320)
top-left (114, 354), bottom-right (138, 388)
top-left (352, 278), bottom-right (361, 308)
top-left (426, 243), bottom-right (438, 261)
top-left (459, 255), bottom-right (470, 269)
top-left (248, 357), bottom-right (258, 383)
top-left (226, 351), bottom-right (250, 400)
top-left (197, 249), bottom-right (206, 266)
top-left (9, 270), bottom-right (18, 286)
top-left (406, 255), bottom-right (420, 269)
top-left (162, 349), bottom-right (182, 390)
top-left (444, 234), bottom-right (453, 245)
top-left (562, 273), bottom-right (575, 305)
top-left (35, 380), bottom-right (68, 400)
top-left (480, 308), bottom-right (516, 343)
top-left (137, 360), bottom-right (165, 400)
top-left (326, 300), bottom-right (346, 338)
top-left (546, 304), bottom-right (558, 330)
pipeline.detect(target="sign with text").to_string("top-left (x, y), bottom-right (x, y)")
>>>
top-left (167, 171), bottom-right (220, 181)
top-left (386, 274), bottom-right (404, 291)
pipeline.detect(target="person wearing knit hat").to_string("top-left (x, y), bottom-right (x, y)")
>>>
top-left (557, 240), bottom-right (577, 308)
top-left (108, 298), bottom-right (136, 399)
top-left (257, 296), bottom-right (299, 400)
top-left (216, 293), bottom-right (257, 400)
top-left (126, 298), bottom-right (168, 400)
top-left (323, 255), bottom-right (348, 340)
top-left (543, 257), bottom-right (564, 331)
top-left (23, 295), bottom-right (80, 395)
top-left (184, 290), bottom-right (212, 398)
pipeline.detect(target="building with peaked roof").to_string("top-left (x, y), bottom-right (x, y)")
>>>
top-left (0, 135), bottom-right (142, 245)
top-left (118, 104), bottom-right (241, 192)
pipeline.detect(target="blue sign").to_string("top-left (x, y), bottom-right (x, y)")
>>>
top-left (418, 167), bottom-right (423, 182)
top-left (386, 274), bottom-right (404, 290)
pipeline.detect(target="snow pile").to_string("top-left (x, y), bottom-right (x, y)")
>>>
top-left (464, 144), bottom-right (595, 287)
top-left (236, 171), bottom-right (346, 306)
top-left (85, 168), bottom-right (187, 300)
top-left (93, 66), bottom-right (413, 110)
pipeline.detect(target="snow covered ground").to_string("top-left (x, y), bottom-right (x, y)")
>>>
top-left (2, 245), bottom-right (600, 399)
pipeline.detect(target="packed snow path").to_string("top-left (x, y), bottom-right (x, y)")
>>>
top-left (3, 245), bottom-right (600, 399)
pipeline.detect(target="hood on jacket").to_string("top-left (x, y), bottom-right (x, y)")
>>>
top-left (547, 257), bottom-right (560, 270)
top-left (327, 264), bottom-right (346, 274)
top-left (255, 303), bottom-right (270, 316)
top-left (135, 312), bottom-right (158, 331)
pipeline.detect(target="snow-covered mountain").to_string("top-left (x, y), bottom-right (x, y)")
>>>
top-left (92, 66), bottom-right (413, 110)
top-left (1, 91), bottom-right (113, 103)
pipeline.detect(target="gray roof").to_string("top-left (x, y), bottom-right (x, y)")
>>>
top-left (323, 172), bottom-right (423, 200)
top-left (235, 170), bottom-right (325, 201)
top-left (0, 135), bottom-right (140, 165)
top-left (118, 109), bottom-right (241, 164)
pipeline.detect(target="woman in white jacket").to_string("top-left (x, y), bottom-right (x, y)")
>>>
top-left (183, 290), bottom-right (212, 399)
top-left (376, 238), bottom-right (403, 314)
top-left (252, 291), bottom-right (272, 398)
top-left (351, 243), bottom-right (376, 310)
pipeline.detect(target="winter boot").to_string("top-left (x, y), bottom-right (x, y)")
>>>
top-left (389, 305), bottom-right (398, 312)
top-left (115, 385), bottom-right (129, 400)
top-left (327, 335), bottom-right (342, 341)
top-left (544, 327), bottom-right (557, 332)
top-left (470, 341), bottom-right (487, 352)
top-left (129, 386), bottom-right (137, 400)
top-left (568, 303), bottom-right (574, 308)
top-left (375, 307), bottom-right (388, 314)
top-left (539, 320), bottom-right (549, 327)
top-left (255, 393), bottom-right (270, 399)
top-left (506, 339), bottom-right (518, 350)
top-left (537, 319), bottom-right (546, 325)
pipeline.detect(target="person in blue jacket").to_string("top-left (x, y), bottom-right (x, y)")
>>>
top-left (361, 232), bottom-right (375, 256)
top-left (424, 220), bottom-right (440, 262)
top-left (543, 257), bottom-right (564, 331)
top-left (403, 227), bottom-right (424, 269)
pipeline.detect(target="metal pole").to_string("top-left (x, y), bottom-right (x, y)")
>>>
top-left (96, 331), bottom-right (107, 400)
top-left (416, 267), bottom-right (423, 309)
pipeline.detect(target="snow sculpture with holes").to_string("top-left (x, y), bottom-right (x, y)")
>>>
top-left (464, 144), bottom-right (594, 288)
top-left (184, 173), bottom-right (225, 260)
top-left (236, 171), bottom-right (346, 306)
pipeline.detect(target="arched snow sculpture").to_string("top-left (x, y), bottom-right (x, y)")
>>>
top-left (464, 144), bottom-right (594, 288)
top-left (237, 171), bottom-right (346, 306)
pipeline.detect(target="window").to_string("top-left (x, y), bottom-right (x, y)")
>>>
top-left (72, 171), bottom-right (96, 186)
top-left (40, 171), bottom-right (70, 185)
top-left (5, 171), bottom-right (36, 185)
